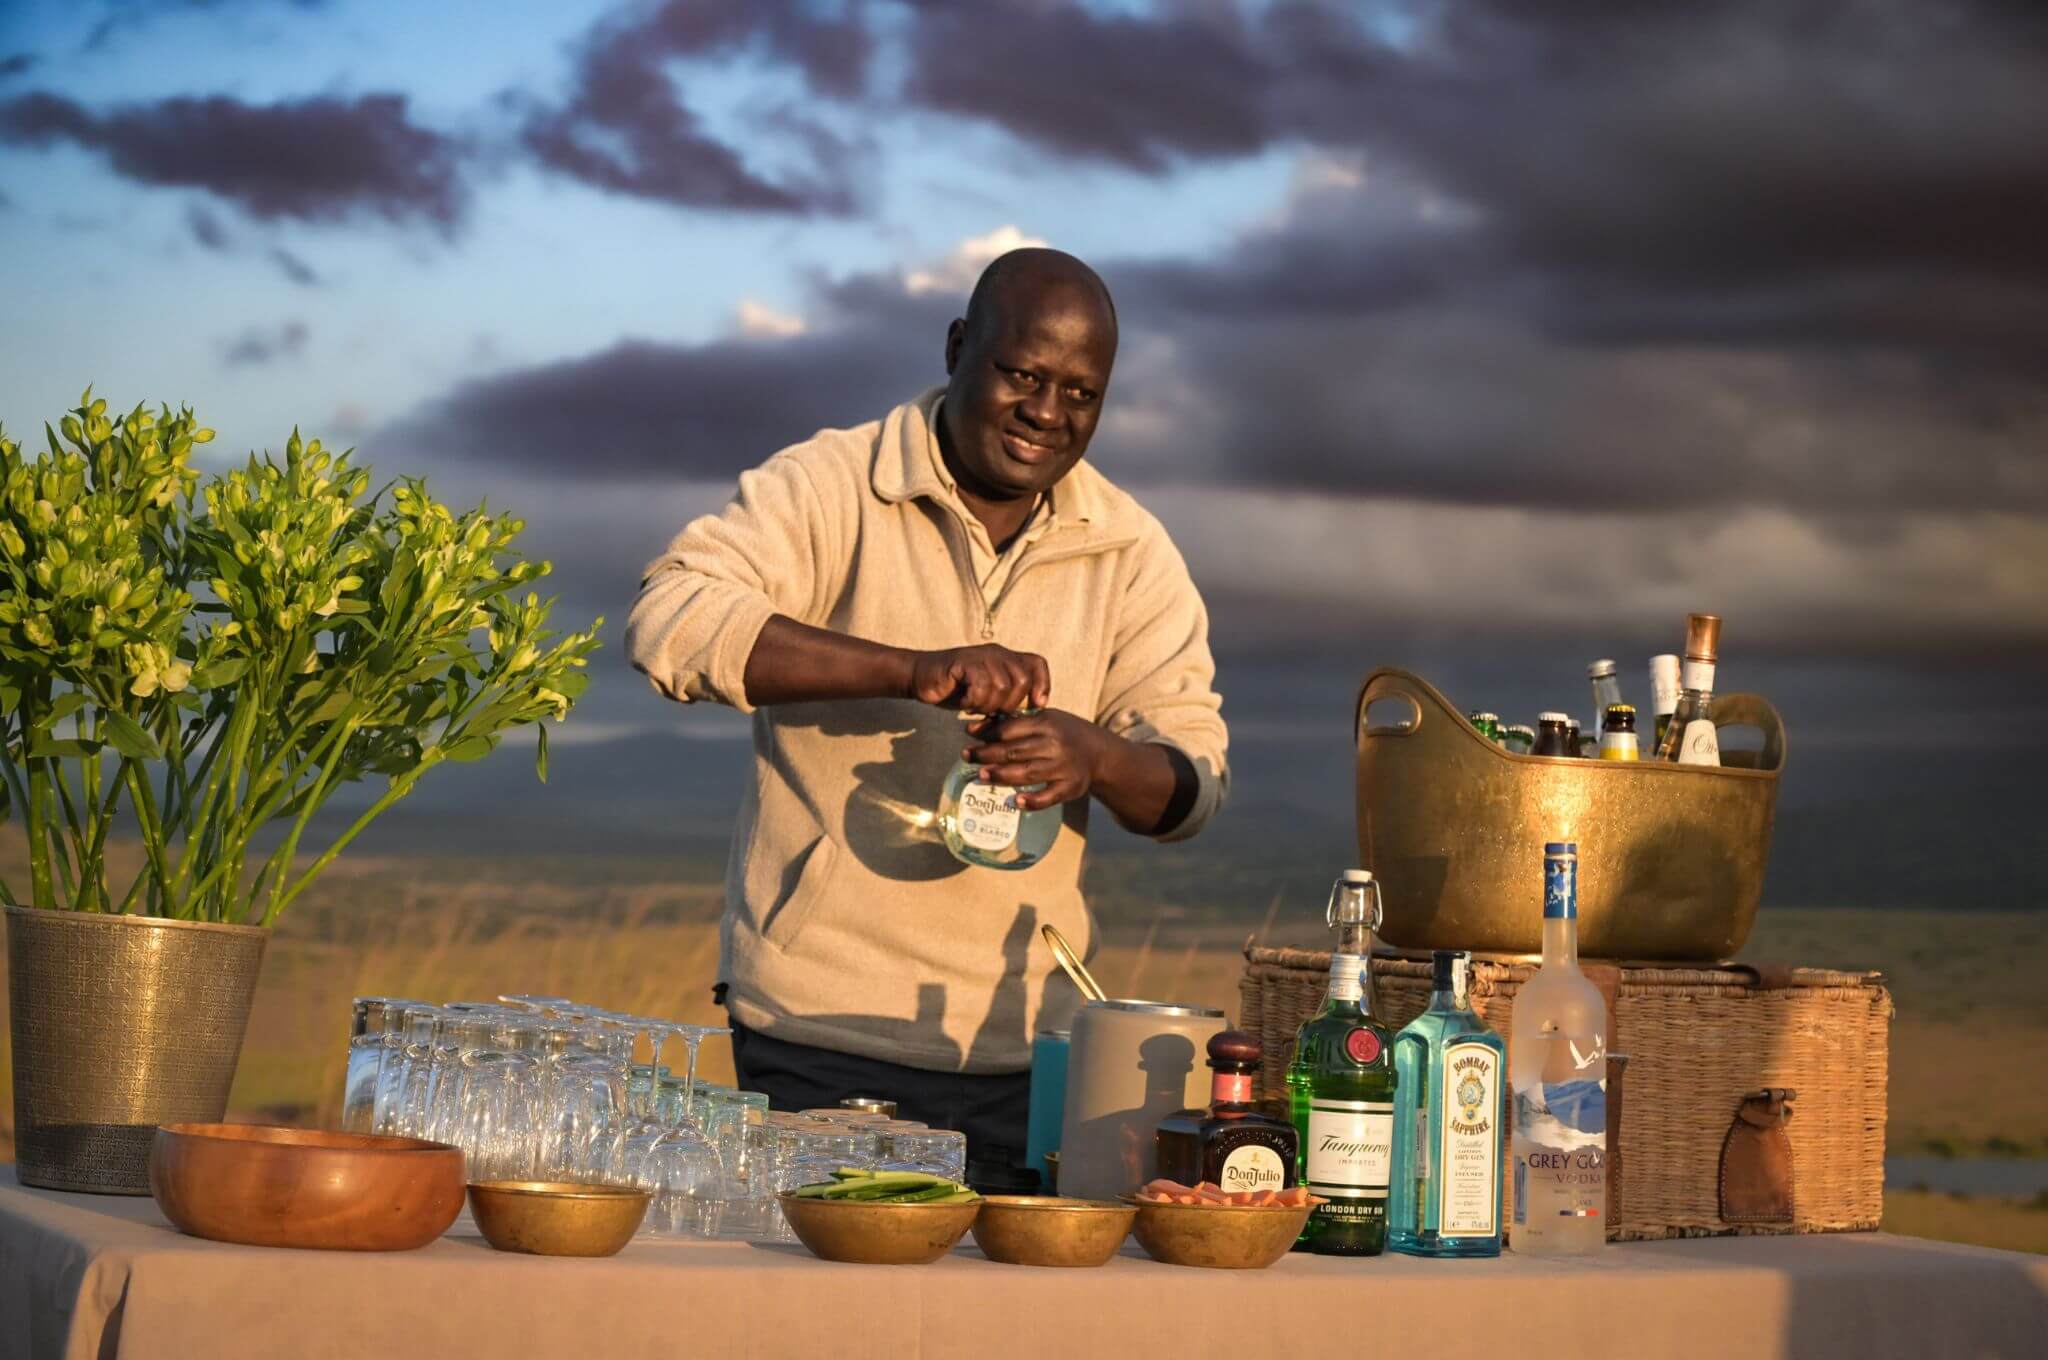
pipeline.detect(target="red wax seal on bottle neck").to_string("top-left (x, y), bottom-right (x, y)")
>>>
top-left (1345, 1027), bottom-right (1382, 1065)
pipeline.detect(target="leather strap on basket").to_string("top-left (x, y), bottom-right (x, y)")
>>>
top-left (1581, 963), bottom-right (1624, 1234)
top-left (1720, 1089), bottom-right (1797, 1224)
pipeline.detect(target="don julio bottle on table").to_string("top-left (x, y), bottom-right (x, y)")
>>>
top-left (1287, 869), bottom-right (1396, 1255)
top-left (1390, 951), bottom-right (1506, 1258)
top-left (1509, 843), bottom-right (1607, 1256)
top-left (1155, 1032), bottom-right (1298, 1194)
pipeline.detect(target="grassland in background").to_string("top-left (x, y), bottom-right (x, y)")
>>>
top-left (2, 842), bottom-right (2043, 1255)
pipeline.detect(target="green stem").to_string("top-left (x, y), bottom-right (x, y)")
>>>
top-left (45, 756), bottom-right (82, 909)
top-left (80, 708), bottom-right (102, 907)
top-left (271, 754), bottom-right (440, 920)
top-left (79, 752), bottom-right (129, 914)
top-left (170, 695), bottom-right (256, 914)
top-left (261, 722), bottom-right (356, 925)
top-left (22, 689), bottom-right (54, 909)
top-left (124, 761), bottom-right (174, 916)
top-left (184, 706), bottom-right (362, 919)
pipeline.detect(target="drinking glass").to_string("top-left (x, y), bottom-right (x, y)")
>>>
top-left (668, 1022), bottom-right (733, 1127)
top-left (342, 997), bottom-right (416, 1134)
top-left (377, 1004), bottom-right (442, 1137)
top-left (878, 1128), bottom-right (967, 1180)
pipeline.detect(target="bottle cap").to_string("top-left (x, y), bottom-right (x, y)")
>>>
top-left (1538, 711), bottom-right (1570, 725)
top-left (1602, 704), bottom-right (1637, 731)
top-left (1544, 841), bottom-right (1578, 857)
top-left (1206, 1030), bottom-right (1262, 1073)
top-left (1474, 711), bottom-right (1499, 723)
top-left (1683, 613), bottom-right (1722, 663)
top-left (1338, 868), bottom-right (1374, 886)
top-left (1431, 949), bottom-right (1470, 989)
top-left (1587, 659), bottom-right (1617, 679)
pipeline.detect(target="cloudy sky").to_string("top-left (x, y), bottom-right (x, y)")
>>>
top-left (2, 0), bottom-right (2043, 908)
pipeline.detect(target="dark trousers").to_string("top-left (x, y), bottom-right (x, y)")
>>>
top-left (728, 1016), bottom-right (1034, 1191)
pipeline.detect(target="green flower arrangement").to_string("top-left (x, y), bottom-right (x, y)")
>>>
top-left (0, 389), bottom-right (602, 924)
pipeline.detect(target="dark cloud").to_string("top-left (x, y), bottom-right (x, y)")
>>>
top-left (186, 204), bottom-right (323, 284)
top-left (384, 322), bottom-right (938, 481)
top-left (519, 0), bottom-right (871, 214)
top-left (82, 1), bottom-right (334, 53)
top-left (268, 245), bottom-right (319, 286)
top-left (0, 53), bottom-right (36, 80)
top-left (220, 319), bottom-right (307, 366)
top-left (0, 90), bottom-right (463, 229)
top-left (905, 0), bottom-right (1368, 171)
top-left (894, 1), bottom-right (2048, 361)
top-left (186, 203), bottom-right (232, 250)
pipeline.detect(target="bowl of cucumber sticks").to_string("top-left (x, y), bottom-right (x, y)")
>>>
top-left (778, 1169), bottom-right (982, 1265)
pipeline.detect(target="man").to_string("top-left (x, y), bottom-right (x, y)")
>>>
top-left (626, 248), bottom-right (1227, 1183)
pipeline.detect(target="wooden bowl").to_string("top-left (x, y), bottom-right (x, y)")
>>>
top-left (1123, 1198), bottom-right (1314, 1269)
top-left (970, 1195), bottom-right (1134, 1267)
top-left (467, 1181), bottom-right (649, 1257)
top-left (149, 1123), bottom-right (464, 1251)
top-left (776, 1192), bottom-right (981, 1265)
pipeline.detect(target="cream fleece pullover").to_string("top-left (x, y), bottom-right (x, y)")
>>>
top-left (626, 391), bottom-right (1229, 1073)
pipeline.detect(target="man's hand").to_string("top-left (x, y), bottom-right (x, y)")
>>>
top-left (963, 709), bottom-right (1110, 811)
top-left (909, 644), bottom-right (1050, 714)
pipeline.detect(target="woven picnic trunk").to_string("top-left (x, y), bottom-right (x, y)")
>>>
top-left (1240, 946), bottom-right (1891, 1240)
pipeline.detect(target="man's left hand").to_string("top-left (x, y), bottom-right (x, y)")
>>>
top-left (963, 710), bottom-right (1109, 812)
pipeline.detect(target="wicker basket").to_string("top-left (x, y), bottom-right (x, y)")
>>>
top-left (1241, 945), bottom-right (1891, 1240)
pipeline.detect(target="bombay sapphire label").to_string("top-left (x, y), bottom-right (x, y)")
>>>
top-left (1438, 1041), bottom-right (1501, 1236)
top-left (1220, 1144), bottom-right (1286, 1195)
top-left (956, 782), bottom-right (1021, 852)
top-left (1345, 1027), bottom-right (1382, 1064)
top-left (1307, 1099), bottom-right (1393, 1199)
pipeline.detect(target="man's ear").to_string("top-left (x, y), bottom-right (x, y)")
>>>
top-left (944, 318), bottom-right (966, 375)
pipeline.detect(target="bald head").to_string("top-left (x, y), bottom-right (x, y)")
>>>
top-left (962, 247), bottom-right (1118, 345)
top-left (939, 247), bottom-right (1118, 505)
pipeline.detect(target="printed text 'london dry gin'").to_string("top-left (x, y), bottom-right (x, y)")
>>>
top-left (1287, 869), bottom-right (1396, 1255)
top-left (1390, 950), bottom-right (1506, 1258)
top-left (1509, 843), bottom-right (1608, 1256)
top-left (937, 713), bottom-right (1061, 870)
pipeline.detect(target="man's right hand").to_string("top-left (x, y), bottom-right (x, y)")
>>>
top-left (908, 644), bottom-right (1051, 713)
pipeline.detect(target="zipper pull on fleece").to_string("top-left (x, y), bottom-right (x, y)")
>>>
top-left (981, 608), bottom-right (995, 640)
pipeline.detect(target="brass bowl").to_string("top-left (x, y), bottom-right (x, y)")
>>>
top-left (467, 1181), bottom-right (650, 1257)
top-left (970, 1195), bottom-right (1134, 1267)
top-left (1123, 1198), bottom-right (1313, 1270)
top-left (149, 1123), bottom-right (464, 1251)
top-left (776, 1192), bottom-right (981, 1265)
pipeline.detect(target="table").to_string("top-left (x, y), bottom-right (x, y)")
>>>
top-left (4, 1168), bottom-right (2044, 1360)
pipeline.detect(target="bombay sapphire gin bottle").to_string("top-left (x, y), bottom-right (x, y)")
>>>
top-left (937, 718), bottom-right (1060, 870)
top-left (1390, 950), bottom-right (1506, 1257)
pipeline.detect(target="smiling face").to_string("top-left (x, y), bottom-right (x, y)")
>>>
top-left (938, 253), bottom-right (1118, 504)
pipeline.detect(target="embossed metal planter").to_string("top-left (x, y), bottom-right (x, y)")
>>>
top-left (1356, 669), bottom-right (1785, 961)
top-left (6, 906), bottom-right (268, 1194)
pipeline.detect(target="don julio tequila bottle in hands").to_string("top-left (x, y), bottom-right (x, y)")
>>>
top-left (1390, 950), bottom-right (1506, 1258)
top-left (1287, 870), bottom-right (1396, 1255)
top-left (937, 712), bottom-right (1061, 870)
top-left (1510, 843), bottom-right (1608, 1256)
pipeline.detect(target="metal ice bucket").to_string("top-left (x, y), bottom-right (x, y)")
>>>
top-left (1354, 668), bottom-right (1785, 962)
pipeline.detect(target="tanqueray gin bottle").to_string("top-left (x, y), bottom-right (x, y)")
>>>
top-left (1287, 869), bottom-right (1397, 1255)
top-left (1390, 950), bottom-right (1506, 1257)
top-left (937, 711), bottom-right (1061, 870)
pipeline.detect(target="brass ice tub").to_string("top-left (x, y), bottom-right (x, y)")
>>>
top-left (1355, 669), bottom-right (1785, 961)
